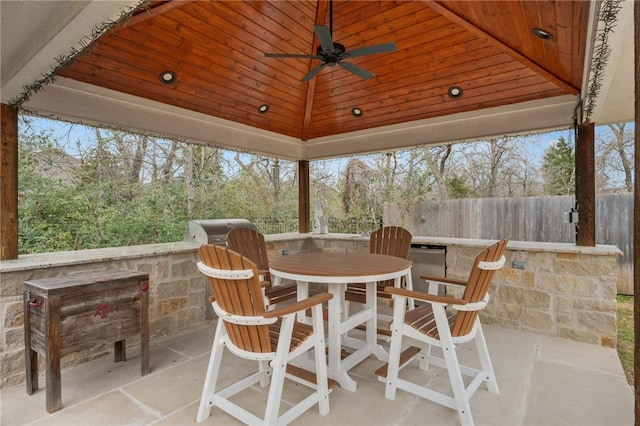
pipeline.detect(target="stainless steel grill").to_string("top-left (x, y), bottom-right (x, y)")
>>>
top-left (184, 219), bottom-right (257, 245)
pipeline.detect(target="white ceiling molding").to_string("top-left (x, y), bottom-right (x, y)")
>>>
top-left (0, 0), bottom-right (140, 104)
top-left (589, 0), bottom-right (634, 124)
top-left (304, 96), bottom-right (579, 160)
top-left (24, 77), bottom-right (305, 160)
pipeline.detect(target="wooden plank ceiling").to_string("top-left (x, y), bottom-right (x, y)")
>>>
top-left (57, 0), bottom-right (588, 142)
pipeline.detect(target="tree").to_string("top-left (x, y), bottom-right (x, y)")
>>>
top-left (541, 136), bottom-right (575, 195)
top-left (341, 158), bottom-right (377, 217)
top-left (422, 144), bottom-right (452, 200)
top-left (595, 123), bottom-right (634, 192)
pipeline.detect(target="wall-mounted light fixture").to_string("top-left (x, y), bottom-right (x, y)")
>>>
top-left (258, 104), bottom-right (269, 114)
top-left (447, 86), bottom-right (463, 99)
top-left (159, 71), bottom-right (177, 84)
top-left (532, 28), bottom-right (553, 40)
top-left (351, 107), bottom-right (363, 117)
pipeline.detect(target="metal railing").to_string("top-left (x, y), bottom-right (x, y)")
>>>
top-left (251, 217), bottom-right (382, 235)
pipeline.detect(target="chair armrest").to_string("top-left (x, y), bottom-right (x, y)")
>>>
top-left (383, 286), bottom-right (468, 306)
top-left (259, 280), bottom-right (270, 288)
top-left (419, 275), bottom-right (467, 287)
top-left (263, 292), bottom-right (333, 318)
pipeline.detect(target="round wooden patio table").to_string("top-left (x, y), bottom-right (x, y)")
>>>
top-left (269, 252), bottom-right (412, 392)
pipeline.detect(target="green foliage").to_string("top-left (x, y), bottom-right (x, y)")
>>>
top-left (616, 294), bottom-right (634, 384)
top-left (541, 136), bottom-right (575, 195)
top-left (17, 117), bottom-right (301, 253)
top-left (446, 175), bottom-right (471, 199)
top-left (17, 116), bottom-right (633, 255)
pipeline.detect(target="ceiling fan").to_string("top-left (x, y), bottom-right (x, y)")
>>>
top-left (264, 2), bottom-right (396, 82)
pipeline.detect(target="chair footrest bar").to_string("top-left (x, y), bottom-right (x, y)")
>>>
top-left (354, 323), bottom-right (392, 336)
top-left (286, 365), bottom-right (338, 389)
top-left (374, 346), bottom-right (421, 378)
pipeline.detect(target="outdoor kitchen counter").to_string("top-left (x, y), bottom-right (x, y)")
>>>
top-left (0, 236), bottom-right (621, 273)
top-left (0, 234), bottom-right (624, 392)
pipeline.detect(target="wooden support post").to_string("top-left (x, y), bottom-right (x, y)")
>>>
top-left (575, 122), bottom-right (595, 246)
top-left (298, 160), bottom-right (310, 233)
top-left (633, 2), bottom-right (640, 423)
top-left (1, 103), bottom-right (19, 260)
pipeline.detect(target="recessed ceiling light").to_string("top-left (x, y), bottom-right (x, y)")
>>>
top-left (159, 71), bottom-right (177, 84)
top-left (351, 107), bottom-right (363, 117)
top-left (532, 28), bottom-right (553, 40)
top-left (258, 104), bottom-right (269, 114)
top-left (447, 86), bottom-right (463, 99)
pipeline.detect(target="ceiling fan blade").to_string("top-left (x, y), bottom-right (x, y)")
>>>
top-left (338, 61), bottom-right (374, 80)
top-left (302, 62), bottom-right (327, 82)
top-left (346, 42), bottom-right (397, 59)
top-left (314, 25), bottom-right (335, 54)
top-left (265, 53), bottom-right (322, 59)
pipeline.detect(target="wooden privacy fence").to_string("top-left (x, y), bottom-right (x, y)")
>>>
top-left (385, 193), bottom-right (634, 295)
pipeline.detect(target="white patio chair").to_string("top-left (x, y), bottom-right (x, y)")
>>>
top-left (196, 244), bottom-right (334, 425)
top-left (343, 226), bottom-right (413, 336)
top-left (226, 227), bottom-right (297, 308)
top-left (375, 239), bottom-right (508, 426)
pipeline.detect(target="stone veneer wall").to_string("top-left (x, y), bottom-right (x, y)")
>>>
top-left (0, 244), bottom-right (206, 389)
top-left (0, 236), bottom-right (620, 390)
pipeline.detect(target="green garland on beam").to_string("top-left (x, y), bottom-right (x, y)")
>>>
top-left (9, 1), bottom-right (150, 107)
top-left (584, 0), bottom-right (623, 122)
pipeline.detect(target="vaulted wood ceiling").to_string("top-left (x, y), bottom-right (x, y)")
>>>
top-left (55, 0), bottom-right (588, 145)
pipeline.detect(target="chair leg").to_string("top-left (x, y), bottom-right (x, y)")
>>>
top-left (474, 323), bottom-right (499, 394)
top-left (429, 304), bottom-right (473, 426)
top-left (311, 303), bottom-right (330, 415)
top-left (264, 315), bottom-right (295, 424)
top-left (436, 339), bottom-right (472, 426)
top-left (258, 360), bottom-right (270, 387)
top-left (196, 320), bottom-right (225, 423)
top-left (384, 296), bottom-right (406, 401)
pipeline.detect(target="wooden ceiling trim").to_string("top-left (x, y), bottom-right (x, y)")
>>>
top-left (62, 39), bottom-right (305, 136)
top-left (313, 40), bottom-right (498, 102)
top-left (302, 0), bottom-right (330, 142)
top-left (174, 5), bottom-right (308, 81)
top-left (553, 1), bottom-right (576, 85)
top-left (425, 0), bottom-right (579, 95)
top-left (307, 82), bottom-right (565, 139)
top-left (310, 69), bottom-right (559, 127)
top-left (519, 1), bottom-right (558, 77)
top-left (229, 1), bottom-right (314, 54)
top-left (125, 14), bottom-right (308, 106)
top-left (333, 1), bottom-right (427, 42)
top-left (313, 63), bottom-right (515, 117)
top-left (59, 63), bottom-right (300, 139)
top-left (173, 4), bottom-right (308, 89)
top-left (124, 0), bottom-right (186, 29)
top-left (312, 31), bottom-right (482, 95)
top-left (569, 0), bottom-right (590, 88)
top-left (94, 28), bottom-right (305, 116)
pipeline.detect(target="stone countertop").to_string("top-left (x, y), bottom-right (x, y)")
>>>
top-left (1, 234), bottom-right (621, 273)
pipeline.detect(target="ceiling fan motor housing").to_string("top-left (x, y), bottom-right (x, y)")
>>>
top-left (317, 42), bottom-right (346, 65)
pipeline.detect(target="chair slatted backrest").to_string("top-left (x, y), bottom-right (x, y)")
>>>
top-left (370, 226), bottom-right (412, 287)
top-left (227, 227), bottom-right (270, 273)
top-left (199, 244), bottom-right (272, 353)
top-left (370, 226), bottom-right (412, 257)
top-left (452, 239), bottom-right (508, 337)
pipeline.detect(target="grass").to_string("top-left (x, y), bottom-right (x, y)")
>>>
top-left (616, 294), bottom-right (634, 385)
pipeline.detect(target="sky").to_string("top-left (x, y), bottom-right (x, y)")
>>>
top-left (19, 114), bottom-right (630, 167)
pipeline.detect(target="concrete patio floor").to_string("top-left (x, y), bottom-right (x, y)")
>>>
top-left (1, 320), bottom-right (634, 426)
